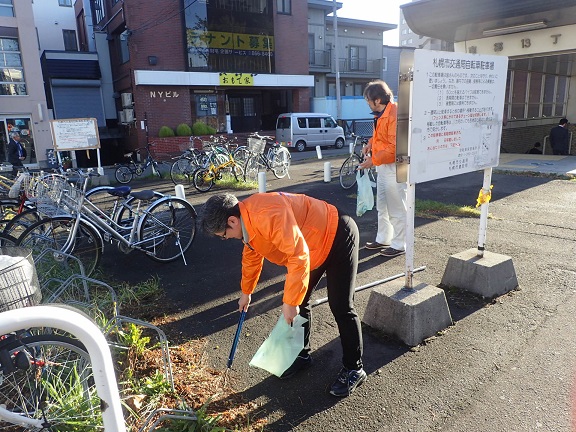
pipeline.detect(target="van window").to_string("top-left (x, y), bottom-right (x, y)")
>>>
top-left (324, 117), bottom-right (337, 128)
top-left (297, 117), bottom-right (307, 128)
top-left (277, 116), bottom-right (290, 129)
top-left (308, 117), bottom-right (321, 128)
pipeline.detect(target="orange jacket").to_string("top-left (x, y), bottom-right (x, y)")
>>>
top-left (238, 192), bottom-right (338, 306)
top-left (371, 102), bottom-right (397, 166)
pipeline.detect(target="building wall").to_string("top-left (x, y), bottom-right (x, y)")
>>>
top-left (33, 0), bottom-right (78, 52)
top-left (1, 0), bottom-right (52, 166)
top-left (274, 1), bottom-right (309, 75)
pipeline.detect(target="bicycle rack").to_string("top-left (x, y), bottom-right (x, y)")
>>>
top-left (107, 315), bottom-right (175, 392)
top-left (138, 408), bottom-right (198, 432)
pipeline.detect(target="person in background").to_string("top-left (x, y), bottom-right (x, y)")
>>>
top-left (526, 142), bottom-right (542, 154)
top-left (7, 131), bottom-right (26, 176)
top-left (358, 80), bottom-right (407, 258)
top-left (200, 192), bottom-right (366, 397)
top-left (549, 118), bottom-right (570, 155)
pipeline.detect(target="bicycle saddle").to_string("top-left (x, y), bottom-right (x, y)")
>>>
top-left (130, 190), bottom-right (157, 200)
top-left (106, 186), bottom-right (132, 198)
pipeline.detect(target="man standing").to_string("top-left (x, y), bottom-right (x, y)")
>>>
top-left (7, 131), bottom-right (26, 176)
top-left (359, 80), bottom-right (407, 258)
top-left (549, 118), bottom-right (570, 155)
top-left (201, 192), bottom-right (366, 397)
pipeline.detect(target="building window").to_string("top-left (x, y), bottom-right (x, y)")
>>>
top-left (0, 37), bottom-right (26, 95)
top-left (349, 45), bottom-right (367, 71)
top-left (0, 0), bottom-right (14, 17)
top-left (63, 30), bottom-right (78, 51)
top-left (277, 0), bottom-right (291, 14)
top-left (120, 37), bottom-right (130, 63)
top-left (58, 0), bottom-right (73, 6)
top-left (92, 0), bottom-right (104, 23)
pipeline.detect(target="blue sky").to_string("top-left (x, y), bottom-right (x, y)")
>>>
top-left (337, 0), bottom-right (410, 46)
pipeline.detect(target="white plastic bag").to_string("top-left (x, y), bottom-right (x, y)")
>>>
top-left (249, 314), bottom-right (307, 377)
top-left (356, 169), bottom-right (374, 217)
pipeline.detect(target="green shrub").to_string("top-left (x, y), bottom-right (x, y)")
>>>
top-left (191, 121), bottom-right (209, 136)
top-left (176, 123), bottom-right (192, 136)
top-left (158, 126), bottom-right (175, 137)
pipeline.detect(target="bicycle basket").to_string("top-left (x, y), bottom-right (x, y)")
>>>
top-left (0, 247), bottom-right (41, 312)
top-left (248, 138), bottom-right (266, 154)
top-left (34, 175), bottom-right (82, 217)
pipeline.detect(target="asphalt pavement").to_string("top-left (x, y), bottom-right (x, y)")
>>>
top-left (100, 150), bottom-right (576, 432)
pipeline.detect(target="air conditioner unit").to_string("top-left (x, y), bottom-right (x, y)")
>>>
top-left (118, 110), bottom-right (126, 124)
top-left (123, 108), bottom-right (135, 123)
top-left (121, 92), bottom-right (133, 108)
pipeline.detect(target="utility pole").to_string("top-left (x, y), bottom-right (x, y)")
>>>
top-left (333, 0), bottom-right (341, 121)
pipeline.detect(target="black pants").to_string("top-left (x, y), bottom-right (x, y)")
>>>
top-left (298, 213), bottom-right (363, 371)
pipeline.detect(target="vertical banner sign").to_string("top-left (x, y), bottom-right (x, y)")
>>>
top-left (409, 50), bottom-right (508, 184)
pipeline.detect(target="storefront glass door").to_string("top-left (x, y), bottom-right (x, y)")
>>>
top-left (0, 117), bottom-right (36, 165)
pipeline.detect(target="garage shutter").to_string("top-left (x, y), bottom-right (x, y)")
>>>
top-left (52, 85), bottom-right (105, 126)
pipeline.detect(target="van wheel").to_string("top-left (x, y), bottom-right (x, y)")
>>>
top-left (295, 141), bottom-right (306, 152)
top-left (335, 138), bottom-right (345, 149)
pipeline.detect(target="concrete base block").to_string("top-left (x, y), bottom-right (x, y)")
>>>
top-left (441, 248), bottom-right (518, 298)
top-left (362, 278), bottom-right (453, 347)
top-left (89, 174), bottom-right (110, 186)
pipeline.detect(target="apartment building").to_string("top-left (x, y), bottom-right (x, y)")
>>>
top-left (0, 0), bottom-right (51, 167)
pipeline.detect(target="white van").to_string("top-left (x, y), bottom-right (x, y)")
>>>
top-left (276, 113), bottom-right (345, 152)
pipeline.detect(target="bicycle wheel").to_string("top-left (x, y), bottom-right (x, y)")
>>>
top-left (271, 147), bottom-right (291, 179)
top-left (170, 158), bottom-right (195, 188)
top-left (16, 216), bottom-right (103, 276)
top-left (243, 155), bottom-right (266, 183)
top-left (0, 334), bottom-right (102, 430)
top-left (230, 162), bottom-right (244, 182)
top-left (192, 168), bottom-right (214, 192)
top-left (339, 154), bottom-right (361, 189)
top-left (137, 197), bottom-right (197, 262)
top-left (114, 191), bottom-right (165, 229)
top-left (0, 232), bottom-right (18, 246)
top-left (114, 165), bottom-right (133, 184)
top-left (2, 208), bottom-right (40, 240)
top-left (232, 146), bottom-right (250, 168)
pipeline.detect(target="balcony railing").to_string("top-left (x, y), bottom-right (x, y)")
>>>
top-left (309, 51), bottom-right (381, 75)
top-left (309, 49), bottom-right (331, 69)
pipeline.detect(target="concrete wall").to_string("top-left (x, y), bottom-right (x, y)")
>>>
top-left (33, 0), bottom-right (78, 52)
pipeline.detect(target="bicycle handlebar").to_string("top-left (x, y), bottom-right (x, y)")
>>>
top-left (249, 132), bottom-right (275, 141)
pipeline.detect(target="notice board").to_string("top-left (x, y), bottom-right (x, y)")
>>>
top-left (49, 118), bottom-right (101, 151)
top-left (408, 50), bottom-right (508, 184)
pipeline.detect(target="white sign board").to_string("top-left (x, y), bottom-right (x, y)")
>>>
top-left (49, 118), bottom-right (101, 151)
top-left (409, 50), bottom-right (508, 184)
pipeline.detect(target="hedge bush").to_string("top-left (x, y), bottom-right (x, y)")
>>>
top-left (158, 126), bottom-right (175, 137)
top-left (192, 121), bottom-right (216, 136)
top-left (176, 123), bottom-right (192, 136)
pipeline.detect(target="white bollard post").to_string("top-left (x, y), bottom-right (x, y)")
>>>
top-left (175, 184), bottom-right (186, 200)
top-left (258, 171), bottom-right (266, 193)
top-left (316, 145), bottom-right (322, 159)
top-left (323, 161), bottom-right (331, 182)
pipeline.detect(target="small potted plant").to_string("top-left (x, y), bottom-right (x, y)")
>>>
top-left (61, 156), bottom-right (72, 169)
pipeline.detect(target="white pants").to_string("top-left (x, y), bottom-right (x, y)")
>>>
top-left (374, 163), bottom-right (407, 250)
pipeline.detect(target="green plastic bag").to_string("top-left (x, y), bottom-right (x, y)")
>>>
top-left (249, 314), bottom-right (307, 377)
top-left (356, 169), bottom-right (374, 217)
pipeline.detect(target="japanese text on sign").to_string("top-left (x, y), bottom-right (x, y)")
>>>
top-left (409, 50), bottom-right (508, 184)
top-left (219, 73), bottom-right (254, 87)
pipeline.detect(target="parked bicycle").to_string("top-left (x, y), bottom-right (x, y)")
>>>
top-left (243, 132), bottom-right (291, 183)
top-left (16, 169), bottom-right (197, 275)
top-left (339, 133), bottom-right (377, 189)
top-left (115, 141), bottom-right (164, 184)
top-left (192, 144), bottom-right (245, 192)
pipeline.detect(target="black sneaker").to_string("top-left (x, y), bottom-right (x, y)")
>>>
top-left (329, 367), bottom-right (367, 397)
top-left (279, 355), bottom-right (312, 380)
top-left (365, 241), bottom-right (389, 250)
top-left (380, 247), bottom-right (405, 257)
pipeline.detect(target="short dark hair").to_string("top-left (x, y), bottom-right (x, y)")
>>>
top-left (363, 80), bottom-right (393, 104)
top-left (200, 193), bottom-right (240, 235)
top-left (559, 118), bottom-right (569, 125)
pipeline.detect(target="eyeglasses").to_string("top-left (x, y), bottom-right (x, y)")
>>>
top-left (217, 225), bottom-right (230, 240)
